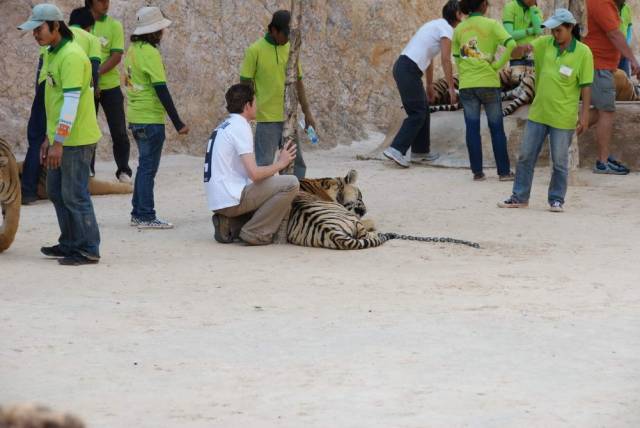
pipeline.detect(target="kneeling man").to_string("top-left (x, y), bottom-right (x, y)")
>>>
top-left (205, 84), bottom-right (299, 245)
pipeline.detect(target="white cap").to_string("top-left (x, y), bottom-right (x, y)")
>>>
top-left (133, 7), bottom-right (171, 36)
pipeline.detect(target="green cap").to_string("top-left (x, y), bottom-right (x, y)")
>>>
top-left (18, 4), bottom-right (64, 31)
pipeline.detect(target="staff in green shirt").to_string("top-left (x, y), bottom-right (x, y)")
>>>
top-left (86, 0), bottom-right (133, 183)
top-left (616, 0), bottom-right (633, 75)
top-left (19, 3), bottom-right (102, 265)
top-left (499, 9), bottom-right (593, 213)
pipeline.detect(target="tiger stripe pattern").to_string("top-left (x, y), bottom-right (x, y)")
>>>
top-left (0, 138), bottom-right (21, 253)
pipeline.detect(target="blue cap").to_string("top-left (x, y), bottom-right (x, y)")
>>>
top-left (18, 4), bottom-right (64, 31)
top-left (543, 8), bottom-right (577, 29)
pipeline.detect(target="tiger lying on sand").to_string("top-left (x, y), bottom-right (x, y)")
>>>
top-left (287, 170), bottom-right (479, 250)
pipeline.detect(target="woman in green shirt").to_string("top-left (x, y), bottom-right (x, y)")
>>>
top-left (453, 0), bottom-right (517, 181)
top-left (126, 7), bottom-right (189, 229)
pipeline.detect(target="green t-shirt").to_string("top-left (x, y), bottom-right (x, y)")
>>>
top-left (39, 28), bottom-right (102, 86)
top-left (453, 14), bottom-right (515, 89)
top-left (44, 39), bottom-right (102, 146)
top-left (528, 36), bottom-right (594, 130)
top-left (620, 4), bottom-right (632, 38)
top-left (502, 0), bottom-right (543, 46)
top-left (239, 34), bottom-right (303, 123)
top-left (92, 14), bottom-right (124, 90)
top-left (125, 42), bottom-right (168, 124)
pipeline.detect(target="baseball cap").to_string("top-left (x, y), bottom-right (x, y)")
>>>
top-left (18, 3), bottom-right (64, 31)
top-left (543, 8), bottom-right (577, 30)
top-left (269, 10), bottom-right (291, 37)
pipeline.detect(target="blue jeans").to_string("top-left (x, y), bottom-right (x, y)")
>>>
top-left (255, 122), bottom-right (306, 179)
top-left (22, 81), bottom-right (47, 198)
top-left (46, 144), bottom-right (101, 259)
top-left (459, 88), bottom-right (511, 176)
top-left (130, 124), bottom-right (165, 221)
top-left (512, 120), bottom-right (573, 204)
top-left (390, 55), bottom-right (430, 156)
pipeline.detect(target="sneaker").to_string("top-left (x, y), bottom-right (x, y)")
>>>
top-left (40, 245), bottom-right (70, 258)
top-left (212, 214), bottom-right (234, 243)
top-left (473, 172), bottom-right (486, 181)
top-left (137, 218), bottom-right (174, 229)
top-left (593, 160), bottom-right (628, 175)
top-left (21, 194), bottom-right (38, 205)
top-left (607, 157), bottom-right (630, 174)
top-left (58, 254), bottom-right (99, 266)
top-left (383, 147), bottom-right (410, 168)
top-left (117, 172), bottom-right (133, 184)
top-left (411, 151), bottom-right (440, 164)
top-left (549, 201), bottom-right (564, 213)
top-left (497, 196), bottom-right (528, 208)
top-left (499, 172), bottom-right (516, 182)
top-left (130, 216), bottom-right (143, 227)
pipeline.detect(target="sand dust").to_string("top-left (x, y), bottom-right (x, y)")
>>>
top-left (2, 135), bottom-right (640, 427)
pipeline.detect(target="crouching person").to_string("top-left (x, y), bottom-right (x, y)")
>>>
top-left (204, 84), bottom-right (299, 245)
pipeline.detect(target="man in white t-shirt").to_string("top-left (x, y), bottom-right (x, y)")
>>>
top-left (204, 84), bottom-right (298, 245)
top-left (383, 0), bottom-right (462, 168)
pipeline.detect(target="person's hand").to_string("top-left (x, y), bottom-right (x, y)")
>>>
top-left (39, 138), bottom-right (49, 166)
top-left (46, 141), bottom-right (63, 169)
top-left (427, 84), bottom-right (436, 104)
top-left (631, 61), bottom-right (640, 79)
top-left (576, 116), bottom-right (589, 136)
top-left (448, 87), bottom-right (458, 105)
top-left (277, 141), bottom-right (297, 168)
top-left (95, 87), bottom-right (101, 99)
top-left (178, 125), bottom-right (189, 135)
top-left (304, 115), bottom-right (316, 131)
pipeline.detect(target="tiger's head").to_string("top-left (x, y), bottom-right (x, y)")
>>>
top-left (299, 169), bottom-right (367, 217)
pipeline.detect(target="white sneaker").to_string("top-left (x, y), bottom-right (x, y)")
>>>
top-left (383, 147), bottom-right (410, 168)
top-left (137, 218), bottom-right (174, 229)
top-left (117, 172), bottom-right (132, 184)
top-left (549, 201), bottom-right (564, 213)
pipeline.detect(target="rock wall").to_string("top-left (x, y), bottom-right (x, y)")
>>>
top-left (2, 0), bottom-right (639, 158)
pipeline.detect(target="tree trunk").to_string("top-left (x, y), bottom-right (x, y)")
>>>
top-left (0, 138), bottom-right (21, 253)
top-left (274, 0), bottom-right (303, 244)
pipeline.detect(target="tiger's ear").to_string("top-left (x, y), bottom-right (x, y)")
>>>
top-left (345, 169), bottom-right (358, 184)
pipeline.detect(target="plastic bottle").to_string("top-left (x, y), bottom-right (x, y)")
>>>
top-left (299, 120), bottom-right (319, 145)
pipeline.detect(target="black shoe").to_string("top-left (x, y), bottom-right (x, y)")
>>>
top-left (473, 172), bottom-right (486, 181)
top-left (22, 194), bottom-right (39, 205)
top-left (212, 214), bottom-right (234, 243)
top-left (41, 245), bottom-right (70, 258)
top-left (58, 254), bottom-right (99, 266)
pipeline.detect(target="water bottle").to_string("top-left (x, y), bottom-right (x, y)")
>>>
top-left (299, 120), bottom-right (319, 145)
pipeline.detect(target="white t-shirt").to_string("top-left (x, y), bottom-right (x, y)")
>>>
top-left (401, 18), bottom-right (454, 72)
top-left (204, 114), bottom-right (254, 211)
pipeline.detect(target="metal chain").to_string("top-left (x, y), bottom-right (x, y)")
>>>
top-left (382, 233), bottom-right (480, 249)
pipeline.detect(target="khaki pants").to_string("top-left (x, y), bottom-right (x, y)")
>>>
top-left (215, 175), bottom-right (299, 245)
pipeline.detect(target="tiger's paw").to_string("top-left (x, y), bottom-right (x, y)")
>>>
top-left (361, 218), bottom-right (376, 231)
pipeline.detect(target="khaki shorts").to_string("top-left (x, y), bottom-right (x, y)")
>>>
top-left (591, 70), bottom-right (616, 112)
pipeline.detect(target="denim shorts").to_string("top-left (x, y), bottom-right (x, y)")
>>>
top-left (591, 70), bottom-right (616, 112)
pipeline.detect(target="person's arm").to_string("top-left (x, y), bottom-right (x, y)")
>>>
top-left (577, 86), bottom-right (592, 136)
top-left (425, 62), bottom-right (435, 103)
top-left (492, 38), bottom-right (516, 70)
top-left (240, 141), bottom-right (297, 182)
top-left (90, 58), bottom-right (100, 90)
top-left (35, 54), bottom-right (43, 88)
top-left (153, 84), bottom-right (188, 134)
top-left (99, 51), bottom-right (122, 75)
top-left (440, 37), bottom-right (457, 105)
top-left (607, 29), bottom-right (640, 72)
top-left (295, 79), bottom-right (316, 130)
top-left (239, 45), bottom-right (257, 87)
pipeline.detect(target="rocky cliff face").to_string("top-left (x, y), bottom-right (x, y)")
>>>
top-left (2, 0), bottom-right (639, 157)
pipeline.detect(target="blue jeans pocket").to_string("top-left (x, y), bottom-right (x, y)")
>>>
top-left (130, 126), bottom-right (147, 141)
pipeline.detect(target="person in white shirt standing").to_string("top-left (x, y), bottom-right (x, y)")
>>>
top-left (384, 0), bottom-right (462, 168)
top-left (205, 84), bottom-right (298, 245)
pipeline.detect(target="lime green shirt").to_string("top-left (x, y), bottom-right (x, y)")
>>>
top-left (502, 0), bottom-right (543, 46)
top-left (239, 34), bottom-right (303, 123)
top-left (528, 36), bottom-right (594, 130)
top-left (92, 14), bottom-right (124, 90)
top-left (453, 14), bottom-right (516, 89)
top-left (39, 28), bottom-right (101, 85)
top-left (620, 4), bottom-right (632, 39)
top-left (44, 39), bottom-right (102, 146)
top-left (125, 42), bottom-right (168, 124)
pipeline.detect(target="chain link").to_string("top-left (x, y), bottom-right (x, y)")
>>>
top-left (382, 233), bottom-right (480, 249)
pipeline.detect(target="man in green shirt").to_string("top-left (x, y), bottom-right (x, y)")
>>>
top-left (19, 4), bottom-right (102, 265)
top-left (499, 9), bottom-right (593, 213)
top-left (502, 0), bottom-right (543, 85)
top-left (86, 0), bottom-right (132, 183)
top-left (240, 10), bottom-right (315, 179)
top-left (616, 0), bottom-right (633, 75)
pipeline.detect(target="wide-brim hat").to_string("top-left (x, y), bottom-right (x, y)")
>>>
top-left (543, 8), bottom-right (577, 29)
top-left (18, 3), bottom-right (64, 31)
top-left (133, 7), bottom-right (172, 35)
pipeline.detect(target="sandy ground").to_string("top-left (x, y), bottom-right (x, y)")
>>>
top-left (2, 135), bottom-right (640, 427)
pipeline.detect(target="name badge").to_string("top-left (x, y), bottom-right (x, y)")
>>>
top-left (99, 36), bottom-right (109, 47)
top-left (559, 65), bottom-right (573, 77)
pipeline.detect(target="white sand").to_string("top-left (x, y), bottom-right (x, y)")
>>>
top-left (2, 137), bottom-right (640, 427)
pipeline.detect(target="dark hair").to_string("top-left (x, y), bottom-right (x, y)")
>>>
top-left (226, 84), bottom-right (255, 114)
top-left (459, 0), bottom-right (485, 14)
top-left (85, 0), bottom-right (93, 7)
top-left (46, 21), bottom-right (74, 40)
top-left (442, 0), bottom-right (460, 26)
top-left (560, 22), bottom-right (582, 41)
top-left (69, 7), bottom-right (95, 29)
top-left (268, 10), bottom-right (291, 36)
top-left (130, 30), bottom-right (163, 47)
